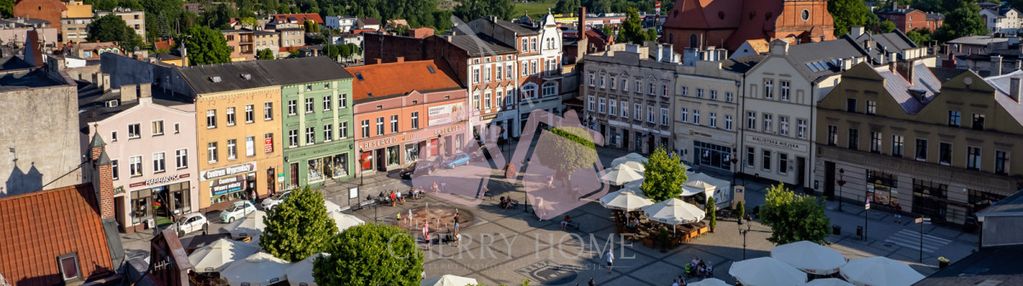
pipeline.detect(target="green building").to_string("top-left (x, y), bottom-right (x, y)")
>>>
top-left (262, 57), bottom-right (356, 190)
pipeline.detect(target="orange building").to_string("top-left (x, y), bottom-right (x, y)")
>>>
top-left (13, 0), bottom-right (66, 30)
top-left (346, 59), bottom-right (470, 172)
top-left (662, 0), bottom-right (835, 52)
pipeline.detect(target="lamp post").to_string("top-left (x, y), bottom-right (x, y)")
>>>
top-left (739, 218), bottom-right (751, 259)
top-left (837, 168), bottom-right (846, 212)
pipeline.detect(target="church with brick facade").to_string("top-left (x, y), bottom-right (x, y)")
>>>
top-left (662, 0), bottom-right (835, 52)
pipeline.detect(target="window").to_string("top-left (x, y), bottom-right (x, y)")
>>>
top-left (763, 113), bottom-right (773, 132)
top-left (763, 79), bottom-right (774, 98)
top-left (609, 76), bottom-right (616, 89)
top-left (507, 64), bottom-right (514, 79)
top-left (779, 116), bottom-right (789, 136)
top-left (746, 147), bottom-right (755, 167)
top-left (680, 108), bottom-right (688, 122)
top-left (762, 150), bottom-right (772, 170)
top-left (939, 142), bottom-right (952, 165)
top-left (866, 100), bottom-right (877, 115)
top-left (634, 103), bottom-right (642, 120)
top-left (648, 83), bottom-right (655, 95)
top-left (58, 253), bottom-right (80, 281)
top-left (112, 160), bottom-right (119, 180)
top-left (709, 112), bottom-right (717, 128)
top-left (128, 123), bottom-right (141, 139)
top-left (323, 96), bottom-right (332, 111)
top-left (847, 128), bottom-right (858, 150)
top-left (827, 125), bottom-right (838, 145)
top-left (243, 136), bottom-right (254, 157)
top-left (376, 117), bottom-right (384, 135)
top-left (243, 105), bottom-right (254, 123)
top-left (390, 115), bottom-right (399, 132)
top-left (725, 92), bottom-right (734, 102)
top-left (226, 107), bottom-right (236, 126)
top-left (724, 115), bottom-right (733, 130)
top-left (647, 107), bottom-right (655, 123)
top-left (521, 38), bottom-right (528, 52)
top-left (779, 153), bottom-right (788, 174)
top-left (151, 121), bottom-right (164, 136)
top-left (915, 138), bottom-right (928, 160)
top-left (864, 131), bottom-right (881, 153)
top-left (111, 131), bottom-right (117, 142)
top-left (339, 95), bottom-right (348, 109)
top-left (484, 91), bottom-right (492, 110)
top-left (846, 98), bottom-right (857, 112)
top-left (264, 102), bottom-right (274, 120)
top-left (973, 114), bottom-right (986, 130)
top-left (692, 110), bottom-right (701, 124)
top-left (153, 152), bottom-right (165, 173)
top-left (661, 108), bottom-right (669, 125)
top-left (288, 100), bottom-right (297, 115)
top-left (662, 84), bottom-right (668, 96)
top-left (288, 130), bottom-right (299, 147)
top-left (484, 66), bottom-right (491, 82)
top-left (968, 146), bottom-right (982, 170)
top-left (621, 101), bottom-right (629, 117)
top-left (340, 122), bottom-right (349, 138)
top-left (206, 110), bottom-right (217, 128)
top-left (473, 68), bottom-right (480, 83)
top-left (411, 112), bottom-right (420, 129)
top-left (598, 98), bottom-right (606, 113)
top-left (746, 111), bottom-right (757, 129)
top-left (996, 150), bottom-right (1009, 174)
top-left (522, 62), bottom-right (528, 76)
top-left (207, 142), bottom-right (218, 163)
top-left (472, 92), bottom-right (480, 110)
top-left (130, 155), bottom-right (142, 177)
top-left (174, 123), bottom-right (179, 134)
top-left (622, 79), bottom-right (629, 91)
top-left (587, 96), bottom-right (595, 111)
top-left (680, 86), bottom-right (688, 96)
top-left (697, 88), bottom-right (704, 98)
top-left (227, 139), bottom-right (237, 159)
top-left (710, 90), bottom-right (718, 100)
top-left (796, 119), bottom-right (807, 139)
top-left (305, 98), bottom-right (314, 113)
top-left (361, 120), bottom-right (370, 137)
top-left (306, 127), bottom-right (315, 145)
top-left (497, 65), bottom-right (502, 79)
top-left (948, 111), bottom-right (961, 127)
top-left (780, 80), bottom-right (790, 100)
top-left (609, 99), bottom-right (617, 115)
top-left (892, 135), bottom-right (904, 157)
top-left (324, 124), bottom-right (333, 142)
top-left (175, 149), bottom-right (187, 169)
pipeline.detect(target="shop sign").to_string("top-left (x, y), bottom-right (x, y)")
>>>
top-left (357, 124), bottom-right (466, 151)
top-left (749, 135), bottom-right (804, 152)
top-left (428, 103), bottom-right (466, 126)
top-left (201, 162), bottom-right (257, 180)
top-left (129, 173), bottom-right (191, 188)
top-left (211, 175), bottom-right (244, 196)
top-left (264, 136), bottom-right (274, 153)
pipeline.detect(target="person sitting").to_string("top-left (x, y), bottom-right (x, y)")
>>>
top-left (499, 196), bottom-right (508, 209)
top-left (702, 263), bottom-right (713, 278)
top-left (560, 215), bottom-right (573, 230)
top-left (626, 217), bottom-right (639, 229)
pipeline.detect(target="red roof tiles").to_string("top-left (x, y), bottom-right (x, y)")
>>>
top-left (271, 13), bottom-right (323, 25)
top-left (345, 59), bottom-right (462, 102)
top-left (0, 184), bottom-right (114, 286)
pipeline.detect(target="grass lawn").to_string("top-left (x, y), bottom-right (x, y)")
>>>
top-left (513, 0), bottom-right (557, 18)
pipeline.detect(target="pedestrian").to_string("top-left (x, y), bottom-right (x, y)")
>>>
top-left (588, 277), bottom-right (596, 286)
top-left (605, 248), bottom-right (614, 273)
top-left (389, 191), bottom-right (397, 207)
top-left (396, 190), bottom-right (403, 205)
top-left (671, 278), bottom-right (679, 286)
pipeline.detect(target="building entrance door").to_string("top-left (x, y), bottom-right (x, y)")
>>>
top-left (824, 161), bottom-right (835, 199)
top-left (796, 157), bottom-right (806, 189)
top-left (290, 163), bottom-right (299, 189)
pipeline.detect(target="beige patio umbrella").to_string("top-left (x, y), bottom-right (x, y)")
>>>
top-left (221, 252), bottom-right (290, 286)
top-left (616, 160), bottom-right (646, 172)
top-left (421, 274), bottom-right (478, 286)
top-left (187, 238), bottom-right (260, 273)
top-left (611, 152), bottom-right (648, 166)
top-left (689, 278), bottom-right (732, 286)
top-left (642, 198), bottom-right (706, 234)
top-left (840, 257), bottom-right (924, 286)
top-left (285, 253), bottom-right (329, 286)
top-left (329, 212), bottom-right (365, 232)
top-left (771, 241), bottom-right (846, 275)
top-left (226, 210), bottom-right (266, 240)
top-left (728, 257), bottom-right (807, 286)
top-left (600, 165), bottom-right (644, 186)
top-left (600, 189), bottom-right (654, 211)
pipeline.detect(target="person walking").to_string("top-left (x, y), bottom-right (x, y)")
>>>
top-left (605, 248), bottom-right (615, 273)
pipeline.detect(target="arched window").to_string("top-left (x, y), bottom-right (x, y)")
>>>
top-left (542, 82), bottom-right (558, 97)
top-left (689, 34), bottom-right (699, 48)
top-left (521, 83), bottom-right (538, 100)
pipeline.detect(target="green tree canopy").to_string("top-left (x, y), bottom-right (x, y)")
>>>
top-left (829, 0), bottom-right (876, 37)
top-left (260, 187), bottom-right (338, 262)
top-left (200, 3), bottom-right (237, 30)
top-left (935, 0), bottom-right (987, 42)
top-left (617, 7), bottom-right (657, 44)
top-left (906, 28), bottom-right (934, 46)
top-left (641, 147), bottom-right (688, 202)
top-left (759, 184), bottom-right (830, 244)
top-left (314, 224), bottom-right (424, 286)
top-left (87, 14), bottom-right (144, 51)
top-left (455, 0), bottom-right (514, 21)
top-left (183, 25), bottom-right (231, 66)
top-left (0, 0), bottom-right (12, 18)
top-left (256, 48), bottom-right (275, 60)
top-left (554, 0), bottom-right (582, 15)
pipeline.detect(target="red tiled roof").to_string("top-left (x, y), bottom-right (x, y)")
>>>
top-left (345, 59), bottom-right (462, 102)
top-left (0, 184), bottom-right (114, 286)
top-left (272, 13), bottom-right (323, 25)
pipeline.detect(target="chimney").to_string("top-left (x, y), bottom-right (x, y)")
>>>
top-left (579, 6), bottom-right (587, 33)
top-left (375, 58), bottom-right (382, 64)
top-left (851, 26), bottom-right (866, 38)
top-left (88, 131), bottom-right (115, 220)
top-left (992, 54), bottom-right (1003, 76)
top-left (120, 85), bottom-right (138, 102)
top-left (769, 39), bottom-right (789, 56)
top-left (396, 56), bottom-right (405, 63)
top-left (1011, 77), bottom-right (1021, 102)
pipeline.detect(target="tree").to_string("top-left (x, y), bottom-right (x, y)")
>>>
top-left (554, 0), bottom-right (582, 15)
top-left (536, 127), bottom-right (599, 188)
top-left (313, 224), bottom-right (424, 286)
top-left (736, 200), bottom-right (746, 223)
top-left (759, 184), bottom-right (830, 244)
top-left (260, 186), bottom-right (338, 262)
top-left (935, 0), bottom-right (986, 42)
top-left (0, 0), bottom-right (12, 18)
top-left (829, 0), bottom-right (876, 37)
top-left (641, 147), bottom-right (688, 202)
top-left (201, 3), bottom-right (237, 29)
top-left (906, 29), bottom-right (934, 46)
top-left (183, 25), bottom-right (231, 66)
top-left (911, 0), bottom-right (946, 12)
top-left (256, 48), bottom-right (275, 60)
top-left (618, 7), bottom-right (655, 44)
top-left (878, 20), bottom-right (896, 33)
top-left (454, 0), bottom-right (514, 21)
top-left (87, 15), bottom-right (144, 51)
top-left (706, 196), bottom-right (716, 232)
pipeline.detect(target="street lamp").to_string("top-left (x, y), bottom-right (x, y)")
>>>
top-left (837, 168), bottom-right (846, 212)
top-left (739, 218), bottom-right (751, 259)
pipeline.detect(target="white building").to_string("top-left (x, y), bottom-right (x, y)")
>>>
top-left (981, 7), bottom-right (1023, 34)
top-left (674, 51), bottom-right (746, 172)
top-left (325, 16), bottom-right (358, 32)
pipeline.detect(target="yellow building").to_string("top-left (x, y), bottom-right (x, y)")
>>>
top-left (178, 63), bottom-right (284, 210)
top-left (61, 1), bottom-right (92, 43)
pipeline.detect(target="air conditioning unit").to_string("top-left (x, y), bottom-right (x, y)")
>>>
top-left (105, 99), bottom-right (119, 108)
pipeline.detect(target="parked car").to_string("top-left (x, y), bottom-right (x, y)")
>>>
top-left (172, 212), bottom-right (208, 237)
top-left (219, 201), bottom-right (257, 223)
top-left (400, 162), bottom-right (420, 179)
top-left (444, 154), bottom-right (472, 168)
top-left (261, 191), bottom-right (292, 210)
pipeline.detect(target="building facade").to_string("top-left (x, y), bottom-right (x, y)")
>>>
top-left (346, 59), bottom-right (470, 173)
top-left (223, 29), bottom-right (279, 61)
top-left (60, 1), bottom-right (92, 43)
top-left (96, 8), bottom-right (146, 39)
top-left (276, 57), bottom-right (356, 190)
top-left (981, 6), bottom-right (1023, 35)
top-left (675, 58), bottom-right (745, 172)
top-left (815, 63), bottom-right (1023, 226)
top-left (662, 0), bottom-right (835, 52)
top-left (876, 7), bottom-right (943, 33)
top-left (13, 0), bottom-right (65, 31)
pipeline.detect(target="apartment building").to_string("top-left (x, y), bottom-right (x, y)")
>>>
top-left (60, 1), bottom-right (92, 43)
top-left (96, 8), bottom-right (145, 39)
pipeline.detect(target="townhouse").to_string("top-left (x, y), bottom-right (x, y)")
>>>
top-left (674, 50), bottom-right (747, 172)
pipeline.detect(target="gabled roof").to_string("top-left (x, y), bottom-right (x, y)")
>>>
top-left (915, 245), bottom-right (1023, 286)
top-left (872, 63), bottom-right (941, 114)
top-left (178, 57), bottom-right (351, 94)
top-left (258, 56), bottom-right (352, 85)
top-left (494, 19), bottom-right (539, 36)
top-left (0, 184), bottom-right (114, 286)
top-left (447, 34), bottom-right (517, 57)
top-left (781, 39), bottom-right (867, 81)
top-left (344, 59), bottom-right (462, 102)
top-left (983, 70), bottom-right (1023, 126)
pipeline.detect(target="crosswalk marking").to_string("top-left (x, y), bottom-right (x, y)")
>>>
top-left (883, 229), bottom-right (951, 254)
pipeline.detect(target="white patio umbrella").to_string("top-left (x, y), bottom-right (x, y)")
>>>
top-left (682, 180), bottom-right (717, 198)
top-left (616, 160), bottom-right (646, 172)
top-left (771, 240), bottom-right (847, 275)
top-left (728, 257), bottom-right (807, 286)
top-left (689, 278), bottom-right (732, 286)
top-left (329, 212), bottom-right (365, 232)
top-left (804, 278), bottom-right (854, 286)
top-left (285, 253), bottom-right (329, 286)
top-left (610, 152), bottom-right (648, 166)
top-left (840, 257), bottom-right (924, 286)
top-left (421, 274), bottom-right (478, 286)
top-left (643, 198), bottom-right (706, 225)
top-left (324, 200), bottom-right (342, 213)
top-left (600, 165), bottom-right (644, 185)
top-left (187, 238), bottom-right (260, 273)
top-left (600, 189), bottom-right (654, 211)
top-left (226, 210), bottom-right (267, 240)
top-left (623, 179), bottom-right (644, 189)
top-left (222, 252), bottom-right (290, 286)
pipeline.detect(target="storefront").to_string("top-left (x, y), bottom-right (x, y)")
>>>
top-left (693, 141), bottom-right (733, 171)
top-left (202, 162), bottom-right (258, 205)
top-left (866, 170), bottom-right (899, 211)
top-left (357, 123), bottom-right (466, 172)
top-left (118, 173), bottom-right (194, 232)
